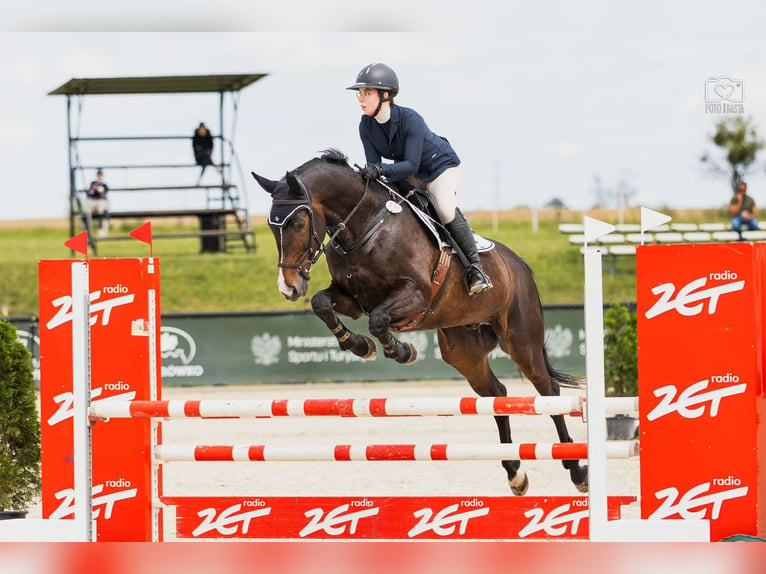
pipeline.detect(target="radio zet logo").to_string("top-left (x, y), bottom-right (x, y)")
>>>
top-left (51, 482), bottom-right (138, 520)
top-left (408, 502), bottom-right (490, 537)
top-left (192, 503), bottom-right (272, 537)
top-left (646, 378), bottom-right (747, 421)
top-left (161, 326), bottom-right (204, 378)
top-left (518, 501), bottom-right (589, 538)
top-left (645, 272), bottom-right (744, 319)
top-left (300, 502), bottom-right (380, 537)
top-left (650, 480), bottom-right (749, 520)
top-left (46, 288), bottom-right (135, 330)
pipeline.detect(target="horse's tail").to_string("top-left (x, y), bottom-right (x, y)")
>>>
top-left (543, 346), bottom-right (583, 389)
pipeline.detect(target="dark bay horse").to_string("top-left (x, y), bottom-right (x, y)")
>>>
top-left (251, 149), bottom-right (587, 495)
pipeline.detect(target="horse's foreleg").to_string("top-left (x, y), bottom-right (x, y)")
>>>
top-left (368, 310), bottom-right (417, 364)
top-left (311, 287), bottom-right (377, 360)
top-left (367, 283), bottom-right (426, 365)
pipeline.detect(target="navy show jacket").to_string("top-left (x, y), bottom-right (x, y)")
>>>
top-left (359, 104), bottom-right (460, 183)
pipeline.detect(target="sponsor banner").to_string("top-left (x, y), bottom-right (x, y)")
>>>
top-left (163, 496), bottom-right (635, 540)
top-left (14, 307), bottom-right (587, 385)
top-left (636, 244), bottom-right (764, 540)
top-left (159, 306), bottom-right (586, 385)
top-left (38, 258), bottom-right (161, 541)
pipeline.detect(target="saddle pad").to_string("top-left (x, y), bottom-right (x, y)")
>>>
top-left (473, 233), bottom-right (495, 253)
top-left (390, 198), bottom-right (495, 253)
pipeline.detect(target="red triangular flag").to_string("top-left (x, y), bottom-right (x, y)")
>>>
top-left (129, 221), bottom-right (153, 256)
top-left (64, 231), bottom-right (88, 257)
top-left (129, 221), bottom-right (152, 244)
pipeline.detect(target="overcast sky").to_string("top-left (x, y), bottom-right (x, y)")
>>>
top-left (2, 2), bottom-right (766, 220)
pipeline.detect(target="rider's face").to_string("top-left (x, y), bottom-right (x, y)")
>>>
top-left (357, 89), bottom-right (381, 116)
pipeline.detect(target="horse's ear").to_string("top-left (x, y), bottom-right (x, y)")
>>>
top-left (251, 171), bottom-right (279, 194)
top-left (285, 172), bottom-right (307, 200)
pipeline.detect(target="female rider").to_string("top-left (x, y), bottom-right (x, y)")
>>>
top-left (347, 62), bottom-right (491, 296)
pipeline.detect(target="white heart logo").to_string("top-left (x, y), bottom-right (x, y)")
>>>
top-left (714, 84), bottom-right (734, 99)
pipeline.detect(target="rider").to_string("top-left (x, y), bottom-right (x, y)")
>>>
top-left (347, 63), bottom-right (491, 296)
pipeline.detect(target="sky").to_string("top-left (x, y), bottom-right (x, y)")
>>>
top-left (2, 2), bottom-right (766, 221)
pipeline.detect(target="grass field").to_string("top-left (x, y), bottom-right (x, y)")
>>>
top-left (0, 206), bottom-right (729, 317)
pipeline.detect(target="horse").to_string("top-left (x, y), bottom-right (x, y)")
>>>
top-left (251, 149), bottom-right (588, 495)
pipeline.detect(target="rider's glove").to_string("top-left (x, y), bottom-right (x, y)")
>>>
top-left (360, 163), bottom-right (383, 181)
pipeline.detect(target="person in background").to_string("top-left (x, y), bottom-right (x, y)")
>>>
top-left (192, 122), bottom-right (221, 185)
top-left (347, 63), bottom-right (491, 295)
top-left (87, 169), bottom-right (110, 237)
top-left (730, 181), bottom-right (759, 239)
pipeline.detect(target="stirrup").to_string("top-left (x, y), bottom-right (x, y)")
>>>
top-left (467, 267), bottom-right (492, 295)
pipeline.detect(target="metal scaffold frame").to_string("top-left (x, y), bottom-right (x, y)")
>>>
top-left (49, 74), bottom-right (268, 254)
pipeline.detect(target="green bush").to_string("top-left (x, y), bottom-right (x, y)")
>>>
top-left (0, 321), bottom-right (41, 510)
top-left (603, 303), bottom-right (638, 397)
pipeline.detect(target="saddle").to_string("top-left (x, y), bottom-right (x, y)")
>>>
top-left (385, 181), bottom-right (494, 254)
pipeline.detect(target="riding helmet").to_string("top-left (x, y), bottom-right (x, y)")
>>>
top-left (346, 63), bottom-right (399, 96)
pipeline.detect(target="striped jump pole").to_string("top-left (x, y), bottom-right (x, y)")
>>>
top-left (155, 440), bottom-right (640, 462)
top-left (90, 396), bottom-right (639, 419)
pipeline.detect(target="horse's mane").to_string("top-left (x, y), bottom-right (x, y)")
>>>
top-left (319, 148), bottom-right (349, 165)
top-left (291, 148), bottom-right (351, 178)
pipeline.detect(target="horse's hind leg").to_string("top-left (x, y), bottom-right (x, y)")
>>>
top-left (502, 319), bottom-right (589, 493)
top-left (436, 326), bottom-right (529, 496)
top-left (311, 286), bottom-right (377, 359)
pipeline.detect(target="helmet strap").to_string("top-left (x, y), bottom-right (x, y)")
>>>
top-left (372, 90), bottom-right (392, 118)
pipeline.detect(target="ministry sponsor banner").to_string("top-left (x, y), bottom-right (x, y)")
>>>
top-left (17, 306), bottom-right (586, 385)
top-left (158, 307), bottom-right (585, 386)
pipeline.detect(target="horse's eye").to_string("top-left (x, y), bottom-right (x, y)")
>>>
top-left (292, 218), bottom-right (306, 231)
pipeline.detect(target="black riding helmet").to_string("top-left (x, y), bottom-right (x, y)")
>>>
top-left (347, 63), bottom-right (399, 116)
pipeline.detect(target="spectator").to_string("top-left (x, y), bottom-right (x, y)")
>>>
top-left (729, 181), bottom-right (759, 239)
top-left (192, 122), bottom-right (221, 185)
top-left (87, 169), bottom-right (110, 237)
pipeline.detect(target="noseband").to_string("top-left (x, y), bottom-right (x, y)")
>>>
top-left (271, 195), bottom-right (322, 281)
top-left (273, 176), bottom-right (371, 280)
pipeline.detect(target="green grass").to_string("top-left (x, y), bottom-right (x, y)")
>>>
top-left (13, 205), bottom-right (736, 317)
top-left (0, 213), bottom-right (649, 318)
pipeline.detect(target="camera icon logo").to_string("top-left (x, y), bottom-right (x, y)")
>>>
top-left (705, 76), bottom-right (744, 102)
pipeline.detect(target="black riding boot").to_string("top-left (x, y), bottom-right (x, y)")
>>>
top-left (446, 210), bottom-right (492, 295)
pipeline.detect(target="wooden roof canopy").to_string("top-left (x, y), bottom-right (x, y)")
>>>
top-left (48, 74), bottom-right (267, 95)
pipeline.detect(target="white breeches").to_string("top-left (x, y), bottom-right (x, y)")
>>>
top-left (424, 166), bottom-right (461, 224)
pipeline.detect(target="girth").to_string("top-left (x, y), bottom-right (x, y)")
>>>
top-left (391, 246), bottom-right (453, 331)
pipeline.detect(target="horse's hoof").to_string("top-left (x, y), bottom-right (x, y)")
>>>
top-left (508, 470), bottom-right (529, 496)
top-left (361, 336), bottom-right (377, 360)
top-left (400, 342), bottom-right (417, 365)
top-left (574, 464), bottom-right (589, 493)
top-left (575, 477), bottom-right (589, 493)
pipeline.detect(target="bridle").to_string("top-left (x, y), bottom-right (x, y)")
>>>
top-left (272, 175), bottom-right (372, 280)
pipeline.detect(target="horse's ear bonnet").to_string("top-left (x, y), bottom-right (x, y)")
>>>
top-left (251, 171), bottom-right (279, 194)
top-left (267, 172), bottom-right (312, 227)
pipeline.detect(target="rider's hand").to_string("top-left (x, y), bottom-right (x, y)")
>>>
top-left (360, 163), bottom-right (383, 181)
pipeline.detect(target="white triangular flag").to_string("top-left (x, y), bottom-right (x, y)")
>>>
top-left (584, 216), bottom-right (616, 243)
top-left (641, 207), bottom-right (672, 233)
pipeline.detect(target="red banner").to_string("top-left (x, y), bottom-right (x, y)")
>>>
top-left (38, 258), bottom-right (162, 542)
top-left (636, 243), bottom-right (765, 540)
top-left (161, 496), bottom-right (635, 540)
